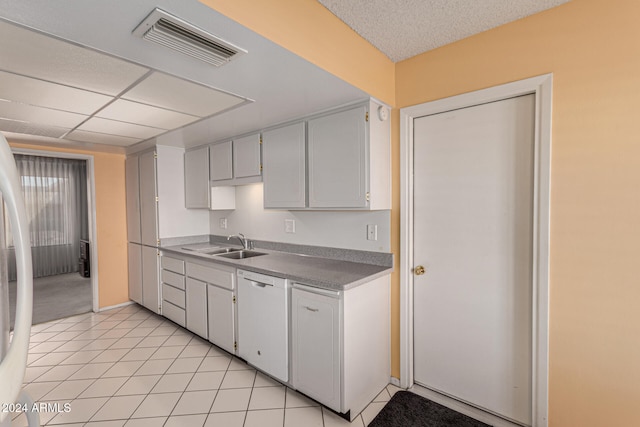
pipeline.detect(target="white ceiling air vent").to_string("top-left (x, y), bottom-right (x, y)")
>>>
top-left (133, 8), bottom-right (246, 67)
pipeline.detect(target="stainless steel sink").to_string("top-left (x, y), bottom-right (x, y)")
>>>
top-left (216, 250), bottom-right (266, 260)
top-left (201, 248), bottom-right (242, 255)
top-left (181, 245), bottom-right (221, 252)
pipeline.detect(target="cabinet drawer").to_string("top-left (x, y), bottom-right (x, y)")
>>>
top-left (187, 263), bottom-right (235, 290)
top-left (161, 256), bottom-right (185, 274)
top-left (162, 283), bottom-right (185, 309)
top-left (163, 301), bottom-right (186, 327)
top-left (161, 269), bottom-right (185, 290)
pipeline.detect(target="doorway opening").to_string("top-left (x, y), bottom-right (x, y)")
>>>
top-left (3, 149), bottom-right (99, 326)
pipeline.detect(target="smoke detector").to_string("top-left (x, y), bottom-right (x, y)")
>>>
top-left (133, 8), bottom-right (246, 67)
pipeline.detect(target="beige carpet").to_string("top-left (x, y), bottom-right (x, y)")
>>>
top-left (8, 272), bottom-right (92, 329)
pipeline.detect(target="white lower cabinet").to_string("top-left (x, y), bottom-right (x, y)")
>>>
top-left (141, 245), bottom-right (160, 314)
top-left (160, 254), bottom-right (186, 327)
top-left (291, 276), bottom-right (390, 421)
top-left (207, 284), bottom-right (236, 354)
top-left (291, 285), bottom-right (341, 411)
top-left (128, 243), bottom-right (143, 305)
top-left (186, 278), bottom-right (208, 339)
top-left (186, 260), bottom-right (237, 354)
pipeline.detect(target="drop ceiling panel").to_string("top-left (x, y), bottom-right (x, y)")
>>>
top-left (0, 70), bottom-right (112, 114)
top-left (0, 99), bottom-right (88, 128)
top-left (78, 117), bottom-right (164, 139)
top-left (122, 72), bottom-right (247, 117)
top-left (96, 99), bottom-right (199, 129)
top-left (66, 129), bottom-right (141, 147)
top-left (0, 20), bottom-right (149, 95)
top-left (0, 118), bottom-right (69, 138)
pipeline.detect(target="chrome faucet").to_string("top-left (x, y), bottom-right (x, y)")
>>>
top-left (227, 233), bottom-right (253, 250)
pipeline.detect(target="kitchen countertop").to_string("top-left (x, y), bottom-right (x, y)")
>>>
top-left (161, 243), bottom-right (393, 291)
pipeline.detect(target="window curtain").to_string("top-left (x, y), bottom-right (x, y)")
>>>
top-left (5, 155), bottom-right (88, 280)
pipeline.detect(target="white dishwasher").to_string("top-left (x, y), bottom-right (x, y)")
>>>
top-left (237, 269), bottom-right (289, 382)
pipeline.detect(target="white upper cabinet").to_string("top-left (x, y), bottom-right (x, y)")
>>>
top-left (138, 149), bottom-right (158, 246)
top-left (184, 145), bottom-right (210, 209)
top-left (125, 155), bottom-right (141, 243)
top-left (262, 122), bottom-right (306, 209)
top-left (262, 99), bottom-right (390, 210)
top-left (233, 133), bottom-right (261, 179)
top-left (209, 133), bottom-right (262, 186)
top-left (209, 140), bottom-right (233, 182)
top-left (308, 105), bottom-right (368, 208)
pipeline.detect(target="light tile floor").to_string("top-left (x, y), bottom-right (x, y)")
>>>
top-left (9, 304), bottom-right (401, 426)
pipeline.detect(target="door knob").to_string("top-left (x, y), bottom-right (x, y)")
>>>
top-left (414, 265), bottom-right (426, 276)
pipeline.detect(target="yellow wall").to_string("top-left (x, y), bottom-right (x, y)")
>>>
top-left (203, 0), bottom-right (640, 425)
top-left (8, 142), bottom-right (130, 309)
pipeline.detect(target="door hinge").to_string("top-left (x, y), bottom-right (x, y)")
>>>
top-left (259, 163), bottom-right (263, 172)
top-left (156, 240), bottom-right (160, 247)
top-left (153, 152), bottom-right (158, 159)
top-left (234, 341), bottom-right (237, 350)
top-left (365, 111), bottom-right (369, 122)
top-left (155, 196), bottom-right (159, 203)
top-left (259, 136), bottom-right (263, 144)
top-left (232, 295), bottom-right (236, 303)
top-left (366, 192), bottom-right (370, 202)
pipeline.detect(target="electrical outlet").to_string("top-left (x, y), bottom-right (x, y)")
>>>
top-left (285, 219), bottom-right (296, 233)
top-left (219, 218), bottom-right (228, 229)
top-left (367, 224), bottom-right (378, 241)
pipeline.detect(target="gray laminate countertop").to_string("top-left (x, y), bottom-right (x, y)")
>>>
top-left (161, 243), bottom-right (393, 291)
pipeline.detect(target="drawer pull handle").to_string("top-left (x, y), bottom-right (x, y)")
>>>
top-left (304, 306), bottom-right (319, 312)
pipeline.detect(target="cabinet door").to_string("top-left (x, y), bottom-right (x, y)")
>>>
top-left (125, 156), bottom-right (141, 243)
top-left (210, 141), bottom-right (233, 181)
top-left (233, 133), bottom-right (261, 178)
top-left (128, 243), bottom-right (143, 304)
top-left (139, 150), bottom-right (158, 246)
top-left (141, 245), bottom-right (159, 314)
top-left (263, 122), bottom-right (306, 208)
top-left (308, 106), bottom-right (368, 208)
top-left (208, 284), bottom-right (235, 354)
top-left (186, 277), bottom-right (208, 339)
top-left (184, 146), bottom-right (210, 209)
top-left (291, 287), bottom-right (341, 412)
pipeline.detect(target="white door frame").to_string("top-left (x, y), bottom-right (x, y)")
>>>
top-left (399, 74), bottom-right (552, 426)
top-left (10, 148), bottom-right (100, 313)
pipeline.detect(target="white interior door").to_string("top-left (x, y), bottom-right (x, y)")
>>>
top-left (413, 94), bottom-right (535, 425)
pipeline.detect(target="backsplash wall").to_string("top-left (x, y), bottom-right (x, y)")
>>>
top-left (209, 183), bottom-right (391, 252)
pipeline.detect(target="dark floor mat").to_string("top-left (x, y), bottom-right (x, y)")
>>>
top-left (369, 391), bottom-right (491, 427)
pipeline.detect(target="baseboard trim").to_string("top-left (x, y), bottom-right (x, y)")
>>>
top-left (389, 376), bottom-right (401, 387)
top-left (98, 300), bottom-right (135, 312)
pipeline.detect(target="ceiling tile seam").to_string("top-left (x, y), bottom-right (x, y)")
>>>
top-left (0, 96), bottom-right (90, 120)
top-left (121, 71), bottom-right (254, 117)
top-left (123, 97), bottom-right (256, 152)
top-left (0, 68), bottom-right (117, 99)
top-left (60, 69), bottom-right (157, 139)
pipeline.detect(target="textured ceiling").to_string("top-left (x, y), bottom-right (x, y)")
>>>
top-left (318, 0), bottom-right (571, 62)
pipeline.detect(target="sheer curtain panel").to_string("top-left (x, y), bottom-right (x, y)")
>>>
top-left (4, 155), bottom-right (88, 280)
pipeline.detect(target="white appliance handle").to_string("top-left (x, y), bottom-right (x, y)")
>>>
top-left (0, 135), bottom-right (34, 424)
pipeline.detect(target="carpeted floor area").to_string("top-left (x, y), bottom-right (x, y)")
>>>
top-left (8, 272), bottom-right (92, 328)
top-left (369, 391), bottom-right (492, 427)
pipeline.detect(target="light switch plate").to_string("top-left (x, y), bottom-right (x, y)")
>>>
top-left (367, 224), bottom-right (378, 241)
top-left (285, 219), bottom-right (295, 233)
top-left (219, 218), bottom-right (228, 229)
